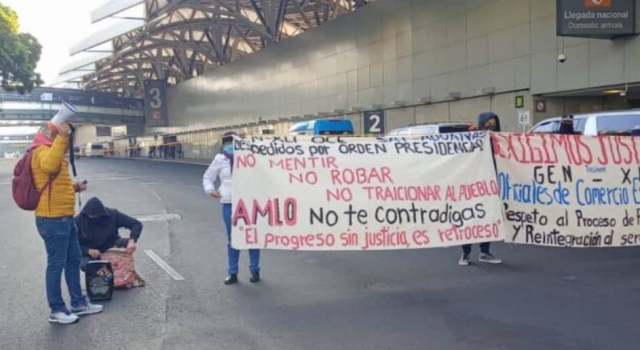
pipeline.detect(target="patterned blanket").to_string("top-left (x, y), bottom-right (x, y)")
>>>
top-left (99, 248), bottom-right (146, 289)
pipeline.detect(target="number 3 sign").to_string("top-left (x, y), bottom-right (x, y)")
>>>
top-left (364, 110), bottom-right (385, 135)
top-left (144, 79), bottom-right (169, 127)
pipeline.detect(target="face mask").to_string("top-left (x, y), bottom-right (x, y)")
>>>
top-left (483, 121), bottom-right (498, 131)
top-left (223, 144), bottom-right (234, 155)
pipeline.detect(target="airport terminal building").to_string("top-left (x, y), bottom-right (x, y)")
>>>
top-left (57, 0), bottom-right (640, 158)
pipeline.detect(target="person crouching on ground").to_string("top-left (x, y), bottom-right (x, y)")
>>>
top-left (459, 112), bottom-right (503, 266)
top-left (32, 122), bottom-right (103, 324)
top-left (75, 197), bottom-right (142, 271)
top-left (203, 131), bottom-right (260, 285)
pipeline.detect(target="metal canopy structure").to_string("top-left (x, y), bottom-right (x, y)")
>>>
top-left (55, 0), bottom-right (376, 97)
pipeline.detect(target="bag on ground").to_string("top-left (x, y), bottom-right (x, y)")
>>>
top-left (85, 261), bottom-right (114, 301)
top-left (100, 248), bottom-right (146, 289)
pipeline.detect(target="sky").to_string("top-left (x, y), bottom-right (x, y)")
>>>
top-left (2, 0), bottom-right (108, 85)
top-left (1, 0), bottom-right (104, 135)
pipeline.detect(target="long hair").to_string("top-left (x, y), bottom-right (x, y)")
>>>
top-left (221, 131), bottom-right (236, 173)
top-left (221, 131), bottom-right (237, 146)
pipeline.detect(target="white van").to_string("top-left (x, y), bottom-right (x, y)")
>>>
top-left (386, 122), bottom-right (474, 136)
top-left (85, 143), bottom-right (104, 158)
top-left (529, 110), bottom-right (640, 136)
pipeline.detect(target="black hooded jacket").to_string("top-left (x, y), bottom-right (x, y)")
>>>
top-left (478, 112), bottom-right (501, 132)
top-left (75, 197), bottom-right (143, 254)
top-left (477, 112), bottom-right (501, 170)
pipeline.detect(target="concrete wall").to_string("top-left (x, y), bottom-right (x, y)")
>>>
top-left (154, 0), bottom-right (640, 135)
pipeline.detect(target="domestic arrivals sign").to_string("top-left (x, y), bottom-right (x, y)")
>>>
top-left (230, 133), bottom-right (506, 251)
top-left (494, 133), bottom-right (640, 248)
top-left (557, 0), bottom-right (638, 39)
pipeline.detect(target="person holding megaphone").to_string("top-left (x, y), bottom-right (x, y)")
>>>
top-left (28, 101), bottom-right (103, 324)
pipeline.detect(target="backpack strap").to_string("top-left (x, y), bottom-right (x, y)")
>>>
top-left (28, 146), bottom-right (61, 212)
top-left (41, 172), bottom-right (59, 212)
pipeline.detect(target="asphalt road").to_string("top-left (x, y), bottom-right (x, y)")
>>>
top-left (0, 157), bottom-right (638, 350)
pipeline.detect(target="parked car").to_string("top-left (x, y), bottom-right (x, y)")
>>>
top-left (288, 119), bottom-right (354, 135)
top-left (386, 122), bottom-right (474, 136)
top-left (529, 110), bottom-right (640, 136)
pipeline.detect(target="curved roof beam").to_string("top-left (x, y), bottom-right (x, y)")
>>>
top-left (80, 0), bottom-right (187, 83)
top-left (69, 19), bottom-right (146, 55)
top-left (99, 58), bottom-right (185, 76)
top-left (59, 52), bottom-right (113, 75)
top-left (50, 70), bottom-right (96, 86)
top-left (89, 18), bottom-right (253, 78)
top-left (91, 0), bottom-right (147, 23)
top-left (60, 0), bottom-right (378, 94)
top-left (96, 42), bottom-right (224, 70)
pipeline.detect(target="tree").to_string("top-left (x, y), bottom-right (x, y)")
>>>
top-left (0, 3), bottom-right (43, 94)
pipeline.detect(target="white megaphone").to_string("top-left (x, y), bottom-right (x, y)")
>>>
top-left (48, 101), bottom-right (79, 133)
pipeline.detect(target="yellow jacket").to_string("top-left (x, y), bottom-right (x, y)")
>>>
top-left (30, 134), bottom-right (76, 218)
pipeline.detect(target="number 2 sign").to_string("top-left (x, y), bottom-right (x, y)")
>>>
top-left (364, 110), bottom-right (385, 135)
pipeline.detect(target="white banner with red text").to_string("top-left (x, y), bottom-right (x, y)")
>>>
top-left (493, 133), bottom-right (640, 247)
top-left (230, 133), bottom-right (506, 251)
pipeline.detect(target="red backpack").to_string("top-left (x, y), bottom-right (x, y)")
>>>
top-left (12, 151), bottom-right (57, 211)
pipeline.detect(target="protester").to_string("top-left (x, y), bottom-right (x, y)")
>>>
top-left (176, 143), bottom-right (184, 158)
top-left (75, 197), bottom-right (142, 271)
top-left (557, 114), bottom-right (579, 135)
top-left (203, 131), bottom-right (260, 285)
top-left (459, 112), bottom-right (503, 266)
top-left (31, 122), bottom-right (103, 324)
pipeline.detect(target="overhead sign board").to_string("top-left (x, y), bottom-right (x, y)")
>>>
top-left (363, 110), bottom-right (385, 135)
top-left (143, 79), bottom-right (169, 127)
top-left (557, 0), bottom-right (638, 39)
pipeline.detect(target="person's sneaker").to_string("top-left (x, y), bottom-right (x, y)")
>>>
top-left (71, 302), bottom-right (103, 316)
top-left (479, 253), bottom-right (502, 264)
top-left (458, 254), bottom-right (470, 266)
top-left (224, 274), bottom-right (238, 285)
top-left (250, 272), bottom-right (260, 283)
top-left (49, 311), bottom-right (79, 324)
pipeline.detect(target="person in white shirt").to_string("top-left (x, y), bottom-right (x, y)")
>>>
top-left (203, 131), bottom-right (260, 285)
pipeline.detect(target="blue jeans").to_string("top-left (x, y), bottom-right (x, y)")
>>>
top-left (222, 203), bottom-right (260, 275)
top-left (36, 217), bottom-right (87, 313)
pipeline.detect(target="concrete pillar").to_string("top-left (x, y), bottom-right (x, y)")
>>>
top-left (449, 96), bottom-right (491, 125)
top-left (385, 107), bottom-right (416, 132)
top-left (415, 103), bottom-right (450, 124)
top-left (489, 92), bottom-right (533, 132)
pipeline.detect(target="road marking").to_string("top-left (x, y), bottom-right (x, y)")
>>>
top-left (85, 172), bottom-right (122, 177)
top-left (144, 250), bottom-right (185, 281)
top-left (91, 176), bottom-right (148, 181)
top-left (0, 175), bottom-right (146, 185)
top-left (135, 213), bottom-right (182, 222)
